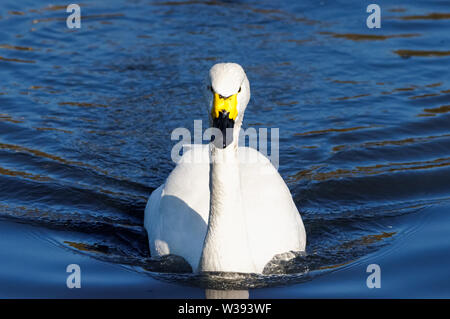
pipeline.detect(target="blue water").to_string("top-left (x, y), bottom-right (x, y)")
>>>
top-left (0, 0), bottom-right (449, 298)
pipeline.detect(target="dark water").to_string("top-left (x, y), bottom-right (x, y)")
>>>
top-left (0, 0), bottom-right (449, 298)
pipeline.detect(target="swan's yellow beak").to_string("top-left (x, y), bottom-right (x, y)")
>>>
top-left (211, 93), bottom-right (238, 120)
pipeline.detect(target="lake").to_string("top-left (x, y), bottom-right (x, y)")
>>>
top-left (0, 0), bottom-right (449, 298)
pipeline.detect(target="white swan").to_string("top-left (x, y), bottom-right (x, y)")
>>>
top-left (144, 63), bottom-right (306, 274)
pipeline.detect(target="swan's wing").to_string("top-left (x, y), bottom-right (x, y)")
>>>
top-left (238, 147), bottom-right (306, 273)
top-left (144, 145), bottom-right (210, 271)
top-left (144, 184), bottom-right (163, 255)
top-left (144, 145), bottom-right (305, 273)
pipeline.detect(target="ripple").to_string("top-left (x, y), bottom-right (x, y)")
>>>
top-left (332, 133), bottom-right (450, 152)
top-left (58, 101), bottom-right (109, 108)
top-left (8, 11), bottom-right (25, 16)
top-left (399, 13), bottom-right (450, 20)
top-left (0, 166), bottom-right (50, 181)
top-left (338, 232), bottom-right (396, 249)
top-left (332, 94), bottom-right (371, 101)
top-left (0, 56), bottom-right (35, 63)
top-left (0, 44), bottom-right (34, 51)
top-left (388, 8), bottom-right (407, 13)
top-left (331, 80), bottom-right (363, 85)
top-left (410, 93), bottom-right (441, 99)
top-left (35, 127), bottom-right (73, 134)
top-left (31, 13), bottom-right (124, 25)
top-left (0, 142), bottom-right (106, 174)
top-left (291, 157), bottom-right (450, 182)
top-left (0, 114), bottom-right (24, 124)
top-left (423, 105), bottom-right (450, 114)
top-left (320, 32), bottom-right (420, 41)
top-left (295, 125), bottom-right (378, 137)
top-left (394, 50), bottom-right (450, 58)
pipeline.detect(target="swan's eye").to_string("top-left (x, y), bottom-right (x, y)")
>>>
top-left (238, 86), bottom-right (242, 93)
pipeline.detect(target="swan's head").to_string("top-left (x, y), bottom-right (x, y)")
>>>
top-left (207, 63), bottom-right (250, 148)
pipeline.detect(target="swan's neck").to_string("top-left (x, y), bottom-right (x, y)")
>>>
top-left (199, 139), bottom-right (256, 273)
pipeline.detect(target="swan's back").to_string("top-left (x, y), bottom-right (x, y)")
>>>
top-left (144, 145), bottom-right (306, 273)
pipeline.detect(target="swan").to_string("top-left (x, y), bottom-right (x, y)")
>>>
top-left (144, 63), bottom-right (306, 274)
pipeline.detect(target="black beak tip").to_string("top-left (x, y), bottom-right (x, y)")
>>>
top-left (212, 111), bottom-right (235, 148)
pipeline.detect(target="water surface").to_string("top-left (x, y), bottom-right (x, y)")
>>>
top-left (0, 0), bottom-right (449, 298)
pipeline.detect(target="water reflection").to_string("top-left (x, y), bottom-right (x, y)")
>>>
top-left (319, 32), bottom-right (420, 41)
top-left (398, 13), bottom-right (450, 20)
top-left (393, 50), bottom-right (450, 58)
top-left (0, 0), bottom-right (449, 297)
top-left (205, 289), bottom-right (249, 299)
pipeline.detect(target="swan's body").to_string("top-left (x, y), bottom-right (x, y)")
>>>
top-left (144, 63), bottom-right (306, 274)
